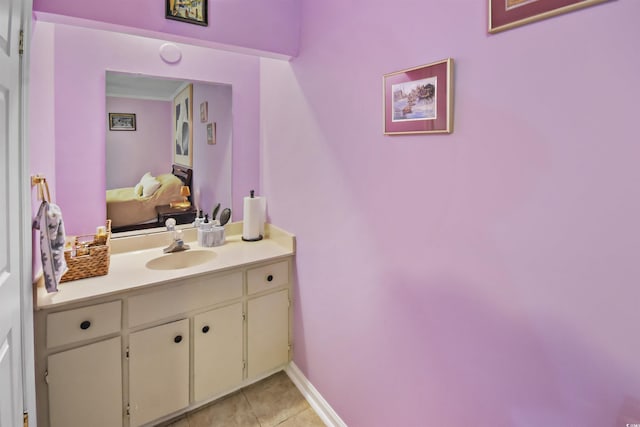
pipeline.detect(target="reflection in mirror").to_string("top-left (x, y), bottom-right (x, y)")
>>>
top-left (105, 72), bottom-right (233, 236)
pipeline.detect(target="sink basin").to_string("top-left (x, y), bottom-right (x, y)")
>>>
top-left (145, 250), bottom-right (216, 270)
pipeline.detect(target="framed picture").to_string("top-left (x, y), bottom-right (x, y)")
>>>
top-left (489, 0), bottom-right (608, 33)
top-left (173, 84), bottom-right (193, 167)
top-left (166, 0), bottom-right (208, 26)
top-left (108, 113), bottom-right (136, 131)
top-left (383, 58), bottom-right (453, 135)
top-left (200, 101), bottom-right (208, 123)
top-left (207, 123), bottom-right (216, 145)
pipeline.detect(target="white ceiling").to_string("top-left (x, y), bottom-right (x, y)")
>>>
top-left (106, 72), bottom-right (187, 101)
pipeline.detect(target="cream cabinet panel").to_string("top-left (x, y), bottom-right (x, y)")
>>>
top-left (247, 289), bottom-right (290, 378)
top-left (193, 303), bottom-right (243, 402)
top-left (247, 260), bottom-right (289, 295)
top-left (128, 272), bottom-right (242, 327)
top-left (129, 319), bottom-right (189, 427)
top-left (47, 337), bottom-right (122, 427)
top-left (47, 300), bottom-right (121, 348)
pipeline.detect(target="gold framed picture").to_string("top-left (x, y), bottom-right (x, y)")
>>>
top-left (489, 0), bottom-right (609, 33)
top-left (166, 0), bottom-right (208, 26)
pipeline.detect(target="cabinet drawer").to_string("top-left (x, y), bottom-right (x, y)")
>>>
top-left (128, 272), bottom-right (243, 327)
top-left (47, 301), bottom-right (121, 349)
top-left (247, 261), bottom-right (289, 295)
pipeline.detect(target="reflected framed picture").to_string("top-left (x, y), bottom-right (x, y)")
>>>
top-left (108, 113), bottom-right (136, 131)
top-left (173, 84), bottom-right (193, 167)
top-left (166, 0), bottom-right (208, 26)
top-left (489, 0), bottom-right (608, 33)
top-left (207, 122), bottom-right (216, 145)
top-left (200, 101), bottom-right (208, 123)
top-left (383, 58), bottom-right (453, 135)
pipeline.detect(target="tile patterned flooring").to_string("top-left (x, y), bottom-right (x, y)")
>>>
top-left (161, 371), bottom-right (326, 427)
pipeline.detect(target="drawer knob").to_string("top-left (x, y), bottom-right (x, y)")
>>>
top-left (202, 325), bottom-right (210, 334)
top-left (174, 335), bottom-right (183, 344)
top-left (80, 320), bottom-right (91, 330)
top-left (267, 274), bottom-right (274, 282)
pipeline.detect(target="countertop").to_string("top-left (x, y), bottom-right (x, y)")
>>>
top-left (35, 223), bottom-right (295, 310)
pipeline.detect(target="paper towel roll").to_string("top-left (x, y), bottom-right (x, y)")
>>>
top-left (242, 194), bottom-right (265, 241)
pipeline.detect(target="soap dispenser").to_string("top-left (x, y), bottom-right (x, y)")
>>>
top-left (197, 214), bottom-right (211, 247)
top-left (194, 209), bottom-right (204, 227)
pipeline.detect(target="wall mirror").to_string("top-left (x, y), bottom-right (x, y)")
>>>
top-left (105, 71), bottom-right (233, 236)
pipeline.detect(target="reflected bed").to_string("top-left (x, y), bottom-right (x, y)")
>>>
top-left (106, 165), bottom-right (193, 229)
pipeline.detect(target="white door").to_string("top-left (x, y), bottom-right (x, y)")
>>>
top-left (0, 0), bottom-right (29, 426)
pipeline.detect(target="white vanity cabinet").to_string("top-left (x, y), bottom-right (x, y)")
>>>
top-left (128, 319), bottom-right (190, 427)
top-left (34, 250), bottom-right (293, 427)
top-left (246, 261), bottom-right (291, 378)
top-left (47, 337), bottom-right (123, 427)
top-left (43, 301), bottom-right (124, 427)
top-left (193, 303), bottom-right (244, 401)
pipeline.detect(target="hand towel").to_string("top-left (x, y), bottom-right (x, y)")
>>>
top-left (33, 201), bottom-right (68, 293)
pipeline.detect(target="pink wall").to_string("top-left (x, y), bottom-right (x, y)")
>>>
top-left (192, 82), bottom-right (233, 216)
top-left (30, 22), bottom-right (260, 235)
top-left (33, 0), bottom-right (300, 58)
top-left (29, 20), bottom-right (56, 277)
top-left (106, 97), bottom-right (172, 189)
top-left (261, 1), bottom-right (640, 426)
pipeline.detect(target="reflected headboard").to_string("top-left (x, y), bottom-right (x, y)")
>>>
top-left (171, 164), bottom-right (193, 203)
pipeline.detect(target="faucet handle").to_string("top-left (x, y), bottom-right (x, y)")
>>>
top-left (165, 218), bottom-right (177, 231)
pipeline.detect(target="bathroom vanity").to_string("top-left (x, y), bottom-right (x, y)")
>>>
top-left (33, 224), bottom-right (295, 427)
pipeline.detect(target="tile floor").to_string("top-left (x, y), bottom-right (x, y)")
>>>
top-left (160, 371), bottom-right (326, 427)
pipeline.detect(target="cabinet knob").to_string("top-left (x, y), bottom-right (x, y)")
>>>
top-left (267, 274), bottom-right (274, 282)
top-left (202, 325), bottom-right (210, 334)
top-left (80, 320), bottom-right (91, 330)
top-left (174, 335), bottom-right (183, 344)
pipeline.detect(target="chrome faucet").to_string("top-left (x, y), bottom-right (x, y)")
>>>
top-left (163, 219), bottom-right (190, 253)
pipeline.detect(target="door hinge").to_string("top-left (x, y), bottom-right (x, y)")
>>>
top-left (126, 404), bottom-right (130, 416)
top-left (23, 412), bottom-right (28, 427)
top-left (242, 312), bottom-right (246, 321)
top-left (44, 370), bottom-right (49, 385)
top-left (125, 346), bottom-right (130, 359)
top-left (242, 360), bottom-right (246, 371)
top-left (19, 30), bottom-right (24, 55)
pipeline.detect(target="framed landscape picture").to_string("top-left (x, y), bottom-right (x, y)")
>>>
top-left (383, 58), bottom-right (453, 135)
top-left (166, 0), bottom-right (208, 26)
top-left (108, 113), bottom-right (136, 131)
top-left (489, 0), bottom-right (608, 33)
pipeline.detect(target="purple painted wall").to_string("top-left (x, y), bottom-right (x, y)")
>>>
top-left (192, 82), bottom-right (233, 217)
top-left (261, 0), bottom-right (640, 426)
top-left (33, 0), bottom-right (300, 58)
top-left (106, 97), bottom-right (172, 189)
top-left (30, 22), bottom-right (260, 235)
top-left (29, 20), bottom-right (56, 276)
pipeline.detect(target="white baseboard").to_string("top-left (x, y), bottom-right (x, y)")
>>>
top-left (285, 362), bottom-right (347, 427)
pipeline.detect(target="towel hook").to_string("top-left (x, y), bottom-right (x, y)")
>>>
top-left (31, 174), bottom-right (51, 203)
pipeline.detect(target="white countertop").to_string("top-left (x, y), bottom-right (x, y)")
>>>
top-left (35, 224), bottom-right (295, 310)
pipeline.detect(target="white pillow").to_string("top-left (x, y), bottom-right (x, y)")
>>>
top-left (134, 182), bottom-right (143, 197)
top-left (141, 177), bottom-right (161, 197)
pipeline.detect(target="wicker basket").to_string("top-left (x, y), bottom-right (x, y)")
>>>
top-left (61, 220), bottom-right (112, 283)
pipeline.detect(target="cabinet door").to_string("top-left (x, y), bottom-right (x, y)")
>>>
top-left (247, 289), bottom-right (290, 379)
top-left (47, 337), bottom-right (122, 427)
top-left (129, 319), bottom-right (189, 427)
top-left (193, 303), bottom-right (243, 402)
